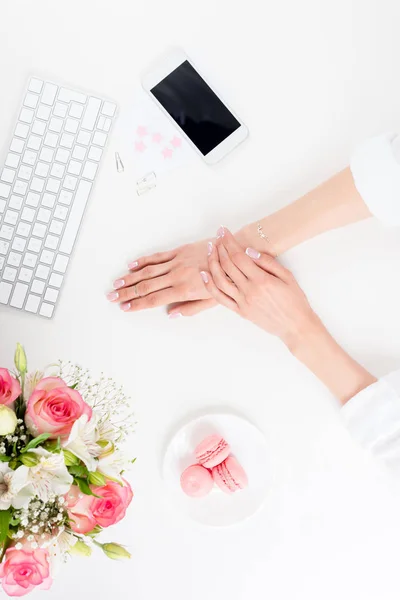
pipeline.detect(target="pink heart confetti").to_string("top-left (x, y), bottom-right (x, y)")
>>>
top-left (135, 140), bottom-right (146, 152)
top-left (162, 147), bottom-right (173, 159)
top-left (137, 126), bottom-right (148, 137)
top-left (171, 136), bottom-right (182, 148)
top-left (152, 132), bottom-right (163, 143)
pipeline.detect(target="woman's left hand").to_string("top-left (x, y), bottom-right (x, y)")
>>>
top-left (201, 228), bottom-right (322, 349)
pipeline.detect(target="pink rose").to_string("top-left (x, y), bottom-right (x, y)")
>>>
top-left (91, 480), bottom-right (133, 528)
top-left (25, 377), bottom-right (92, 438)
top-left (0, 368), bottom-right (21, 406)
top-left (64, 485), bottom-right (96, 534)
top-left (0, 548), bottom-right (52, 597)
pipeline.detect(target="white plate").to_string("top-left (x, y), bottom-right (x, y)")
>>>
top-left (162, 412), bottom-right (270, 527)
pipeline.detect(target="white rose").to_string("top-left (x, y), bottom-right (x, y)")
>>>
top-left (0, 405), bottom-right (17, 436)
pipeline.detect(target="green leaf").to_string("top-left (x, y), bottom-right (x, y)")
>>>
top-left (85, 525), bottom-right (103, 538)
top-left (74, 477), bottom-right (101, 498)
top-left (43, 437), bottom-right (61, 453)
top-left (10, 518), bottom-right (20, 526)
top-left (68, 464), bottom-right (88, 478)
top-left (0, 510), bottom-right (11, 544)
top-left (69, 383), bottom-right (78, 390)
top-left (0, 455), bottom-right (10, 462)
top-left (21, 433), bottom-right (50, 452)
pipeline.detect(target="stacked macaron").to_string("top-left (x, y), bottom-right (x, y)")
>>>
top-left (180, 433), bottom-right (248, 498)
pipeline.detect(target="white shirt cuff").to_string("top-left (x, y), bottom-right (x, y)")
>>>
top-left (350, 133), bottom-right (400, 226)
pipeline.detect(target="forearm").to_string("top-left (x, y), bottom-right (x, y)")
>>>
top-left (236, 168), bottom-right (372, 255)
top-left (290, 317), bottom-right (377, 405)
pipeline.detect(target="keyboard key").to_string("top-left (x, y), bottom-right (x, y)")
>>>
top-left (77, 130), bottom-right (91, 146)
top-left (83, 161), bottom-right (98, 181)
top-left (60, 133), bottom-right (74, 149)
top-left (25, 294), bottom-right (41, 314)
top-left (15, 123), bottom-right (29, 139)
top-left (19, 205), bottom-right (33, 226)
top-left (69, 102), bottom-right (84, 119)
top-left (72, 145), bottom-right (86, 161)
top-left (39, 147), bottom-right (54, 162)
top-left (18, 165), bottom-right (32, 181)
top-left (102, 101), bottom-right (116, 117)
top-left (35, 162), bottom-right (49, 177)
top-left (0, 200), bottom-right (5, 213)
top-left (97, 115), bottom-right (112, 132)
top-left (23, 150), bottom-right (38, 166)
top-left (58, 88), bottom-right (86, 104)
top-left (49, 117), bottom-right (63, 133)
top-left (12, 237), bottom-right (26, 252)
top-left (55, 149), bottom-right (70, 164)
top-left (27, 135), bottom-right (41, 151)
top-left (0, 225), bottom-right (14, 240)
top-left (10, 138), bottom-right (25, 153)
top-left (49, 220), bottom-right (64, 235)
top-left (7, 252), bottom-right (21, 267)
top-left (36, 104), bottom-right (51, 121)
top-left (50, 163), bottom-right (65, 178)
top-left (32, 223), bottom-right (46, 238)
top-left (53, 254), bottom-right (69, 273)
top-left (39, 302), bottom-right (54, 318)
top-left (31, 279), bottom-right (45, 294)
top-left (44, 133), bottom-right (58, 148)
top-left (26, 192), bottom-right (40, 207)
top-left (44, 234), bottom-right (59, 250)
top-left (49, 272), bottom-right (63, 288)
top-left (5, 153), bottom-right (21, 168)
top-left (10, 282), bottom-right (28, 308)
top-left (81, 97), bottom-right (101, 131)
top-left (9, 195), bottom-right (23, 210)
top-left (88, 146), bottom-right (102, 161)
top-left (92, 132), bottom-right (107, 147)
top-left (41, 83), bottom-right (58, 106)
top-left (59, 180), bottom-right (92, 254)
top-left (36, 264), bottom-right (50, 279)
top-left (53, 102), bottom-right (68, 118)
top-left (40, 250), bottom-right (54, 265)
top-left (4, 210), bottom-right (18, 225)
top-left (24, 93), bottom-right (39, 109)
top-left (59, 190), bottom-right (73, 205)
top-left (54, 205), bottom-right (68, 220)
top-left (1, 168), bottom-right (16, 184)
top-left (37, 208), bottom-right (51, 223)
top-left (0, 241), bottom-right (9, 254)
top-left (0, 183), bottom-right (11, 198)
top-left (0, 257), bottom-right (4, 270)
top-left (30, 177), bottom-right (44, 193)
top-left (14, 180), bottom-right (28, 195)
top-left (3, 267), bottom-right (17, 282)
top-left (28, 238), bottom-right (42, 253)
top-left (28, 78), bottom-right (43, 93)
top-left (0, 282), bottom-right (12, 304)
top-left (18, 267), bottom-right (33, 283)
top-left (31, 120), bottom-right (46, 136)
top-left (20, 108), bottom-right (34, 124)
top-left (16, 222), bottom-right (31, 237)
top-left (42, 193), bottom-right (56, 208)
top-left (46, 178), bottom-right (60, 194)
top-left (64, 176), bottom-right (77, 191)
top-left (23, 253), bottom-right (37, 268)
top-left (44, 287), bottom-right (59, 303)
top-left (64, 119), bottom-right (79, 135)
top-left (67, 160), bottom-right (82, 176)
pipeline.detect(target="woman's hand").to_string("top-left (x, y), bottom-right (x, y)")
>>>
top-left (201, 227), bottom-right (321, 349)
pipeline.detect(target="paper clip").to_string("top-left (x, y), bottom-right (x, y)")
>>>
top-left (115, 152), bottom-right (124, 173)
top-left (136, 172), bottom-right (157, 196)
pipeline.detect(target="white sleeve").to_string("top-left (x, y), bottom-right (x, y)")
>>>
top-left (350, 133), bottom-right (400, 226)
top-left (341, 370), bottom-right (400, 469)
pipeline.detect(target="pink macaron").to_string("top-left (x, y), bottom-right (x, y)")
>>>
top-left (212, 456), bottom-right (248, 494)
top-left (180, 465), bottom-right (214, 498)
top-left (195, 434), bottom-right (231, 469)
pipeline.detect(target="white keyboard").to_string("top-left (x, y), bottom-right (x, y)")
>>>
top-left (0, 77), bottom-right (117, 318)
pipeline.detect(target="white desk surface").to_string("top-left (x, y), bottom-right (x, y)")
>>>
top-left (2, 1), bottom-right (400, 598)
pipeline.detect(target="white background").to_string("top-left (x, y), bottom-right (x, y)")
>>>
top-left (1, 1), bottom-right (400, 598)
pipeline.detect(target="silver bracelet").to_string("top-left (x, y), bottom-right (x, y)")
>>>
top-left (257, 223), bottom-right (278, 257)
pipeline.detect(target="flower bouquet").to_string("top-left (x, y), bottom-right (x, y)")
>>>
top-left (0, 344), bottom-right (135, 597)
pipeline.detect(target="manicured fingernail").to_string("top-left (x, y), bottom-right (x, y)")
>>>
top-left (120, 302), bottom-right (131, 311)
top-left (128, 261), bottom-right (139, 269)
top-left (169, 312), bottom-right (182, 319)
top-left (113, 279), bottom-right (125, 290)
top-left (200, 271), bottom-right (209, 283)
top-left (246, 247), bottom-right (261, 259)
top-left (207, 241), bottom-right (213, 256)
top-left (106, 291), bottom-right (119, 301)
top-left (216, 226), bottom-right (225, 238)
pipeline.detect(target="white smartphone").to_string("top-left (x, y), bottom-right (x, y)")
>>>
top-left (142, 49), bottom-right (248, 165)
